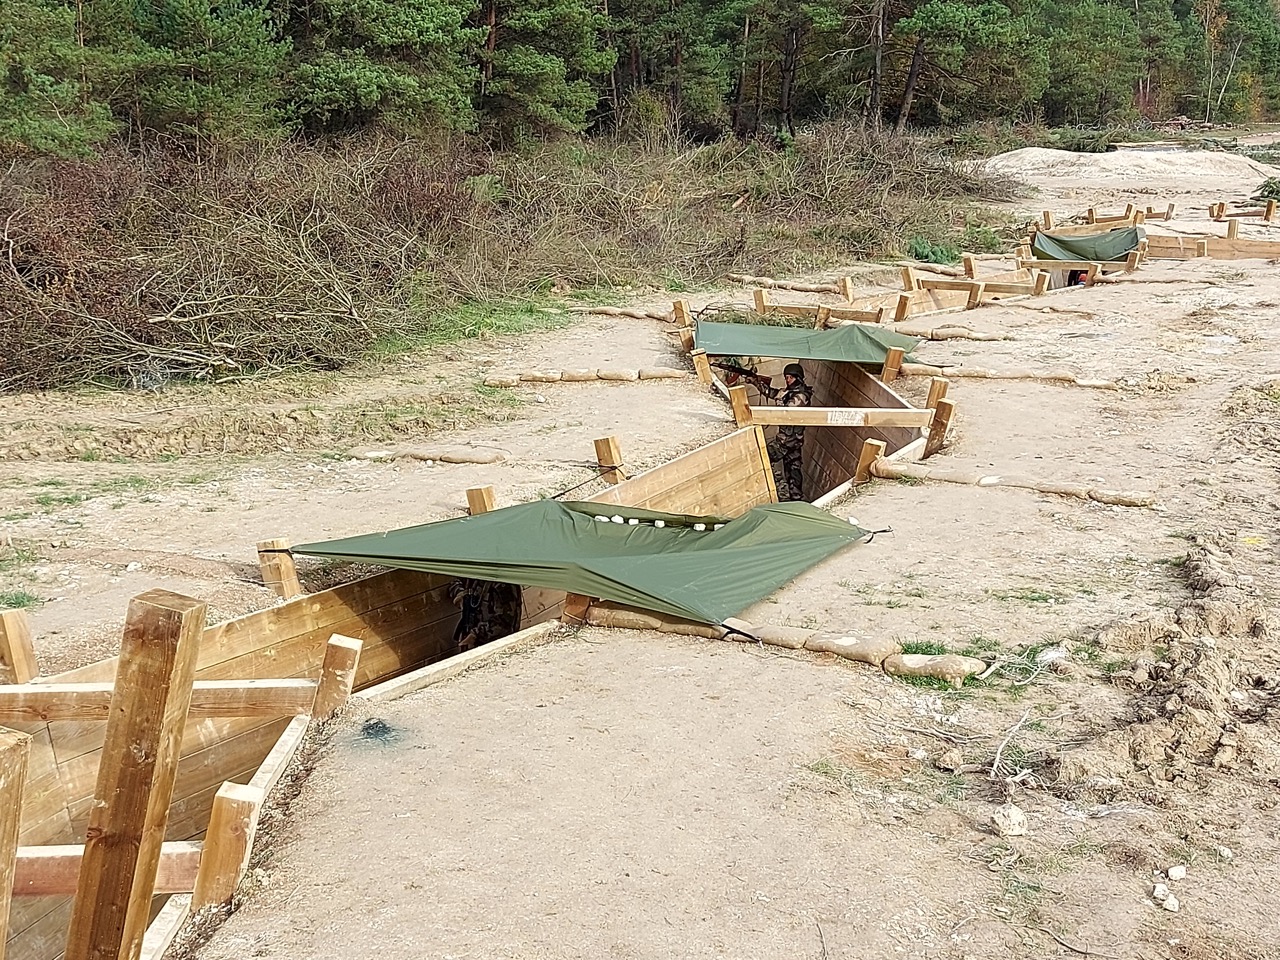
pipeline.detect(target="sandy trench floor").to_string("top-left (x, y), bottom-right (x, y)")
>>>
top-left (4, 148), bottom-right (1280, 959)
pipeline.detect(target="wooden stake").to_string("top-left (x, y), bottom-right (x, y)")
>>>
top-left (814, 305), bottom-right (831, 329)
top-left (1086, 207), bottom-right (1097, 224)
top-left (752, 288), bottom-right (769, 314)
top-left (677, 326), bottom-right (694, 353)
top-left (1195, 238), bottom-right (1209, 258)
top-left (1123, 203), bottom-right (1135, 218)
top-left (0, 726), bottom-right (31, 960)
top-left (881, 348), bottom-right (905, 384)
top-left (965, 281), bottom-right (985, 310)
top-left (190, 782), bottom-right (264, 911)
top-left (1166, 203), bottom-right (1177, 220)
top-left (1015, 243), bottom-right (1031, 260)
top-left (256, 539), bottom-right (301, 599)
top-left (672, 299), bottom-right (692, 327)
top-left (64, 590), bottom-right (206, 960)
top-left (924, 399), bottom-right (956, 458)
top-left (466, 485), bottom-right (496, 516)
top-left (1133, 209), bottom-right (1146, 224)
top-left (838, 276), bottom-right (855, 302)
top-left (690, 349), bottom-right (713, 384)
top-left (313, 634), bottom-right (363, 720)
top-left (728, 385), bottom-right (754, 426)
top-left (593, 435), bottom-right (625, 484)
top-left (854, 439), bottom-right (888, 483)
top-left (1032, 270), bottom-right (1051, 296)
top-left (1226, 218), bottom-right (1240, 240)
top-left (925, 377), bottom-right (949, 409)
top-left (562, 594), bottom-right (591, 625)
top-left (0, 610), bottom-right (37, 684)
top-left (1265, 200), bottom-right (1277, 222)
top-left (961, 253), bottom-right (978, 278)
top-left (1125, 250), bottom-right (1141, 273)
top-left (893, 293), bottom-right (911, 323)
top-left (900, 266), bottom-right (919, 292)
top-left (1040, 211), bottom-right (1054, 231)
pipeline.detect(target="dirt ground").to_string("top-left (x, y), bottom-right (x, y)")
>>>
top-left (5, 147), bottom-right (1280, 958)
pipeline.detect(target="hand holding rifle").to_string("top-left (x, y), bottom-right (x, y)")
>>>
top-left (712, 361), bottom-right (772, 390)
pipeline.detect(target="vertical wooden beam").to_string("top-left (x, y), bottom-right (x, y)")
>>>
top-left (1209, 202), bottom-right (1224, 220)
top-left (752, 288), bottom-right (770, 314)
top-left (961, 253), bottom-right (978, 278)
top-left (728, 385), bottom-right (753, 427)
top-left (881, 348), bottom-right (905, 384)
top-left (0, 610), bottom-right (37, 684)
top-left (925, 377), bottom-right (949, 409)
top-left (814, 305), bottom-right (831, 330)
top-left (1195, 238), bottom-right (1210, 258)
top-left (672, 299), bottom-right (692, 327)
top-left (562, 594), bottom-right (591, 625)
top-left (677, 326), bottom-right (695, 353)
top-left (1125, 250), bottom-right (1141, 273)
top-left (1165, 203), bottom-right (1177, 220)
top-left (893, 293), bottom-right (911, 323)
top-left (854, 440), bottom-right (888, 483)
top-left (594, 436), bottom-right (625, 484)
top-left (1015, 243), bottom-right (1032, 260)
top-left (466, 485), bottom-right (496, 516)
top-left (1226, 218), bottom-right (1240, 240)
top-left (965, 281), bottom-right (985, 310)
top-left (900, 266), bottom-right (919, 292)
top-left (1133, 209), bottom-right (1146, 225)
top-left (1264, 199), bottom-right (1277, 223)
top-left (313, 634), bottom-right (363, 720)
top-left (1084, 263), bottom-right (1099, 287)
top-left (1032, 270), bottom-right (1051, 296)
top-left (690, 349), bottom-right (713, 384)
top-left (924, 399), bottom-right (956, 458)
top-left (64, 590), bottom-right (206, 960)
top-left (189, 782), bottom-right (265, 912)
top-left (1040, 211), bottom-right (1054, 231)
top-left (1086, 207), bottom-right (1097, 224)
top-left (1123, 203), bottom-right (1135, 218)
top-left (838, 276), bottom-right (855, 302)
top-left (0, 727), bottom-right (31, 960)
top-left (256, 539), bottom-right (301, 599)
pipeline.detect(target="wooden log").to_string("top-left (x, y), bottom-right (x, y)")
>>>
top-left (900, 361), bottom-right (1116, 389)
top-left (690, 349), bottom-right (713, 385)
top-left (594, 435), bottom-right (625, 484)
top-left (190, 783), bottom-right (264, 911)
top-left (855, 439), bottom-right (887, 483)
top-left (869, 459), bottom-right (1155, 507)
top-left (466, 485), bottom-right (496, 516)
top-left (64, 590), bottom-right (206, 960)
top-left (746, 406), bottom-right (933, 428)
top-left (890, 324), bottom-right (1009, 342)
top-left (924, 399), bottom-right (956, 458)
top-left (256, 539), bottom-right (301, 599)
top-left (0, 679), bottom-right (318, 723)
top-left (0, 727), bottom-right (30, 960)
top-left (882, 347), bottom-right (904, 384)
top-left (13, 842), bottom-right (201, 898)
top-left (728, 385), bottom-right (753, 427)
top-left (0, 611), bottom-right (37, 684)
top-left (925, 377), bottom-right (949, 409)
top-left (727, 274), bottom-right (841, 295)
top-left (313, 635), bottom-right (363, 721)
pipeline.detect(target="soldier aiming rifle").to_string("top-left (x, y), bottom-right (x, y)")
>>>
top-left (713, 360), bottom-right (813, 501)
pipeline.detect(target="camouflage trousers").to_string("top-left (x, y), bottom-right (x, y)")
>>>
top-left (448, 579), bottom-right (524, 651)
top-left (767, 432), bottom-right (805, 502)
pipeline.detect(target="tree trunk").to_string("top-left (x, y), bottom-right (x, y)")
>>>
top-left (868, 0), bottom-right (885, 133)
top-left (779, 25), bottom-right (800, 136)
top-left (894, 34), bottom-right (925, 133)
top-left (731, 16), bottom-right (752, 137)
top-left (753, 59), bottom-right (765, 136)
top-left (482, 0), bottom-right (497, 93)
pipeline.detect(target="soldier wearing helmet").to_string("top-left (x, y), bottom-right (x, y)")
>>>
top-left (758, 362), bottom-right (813, 501)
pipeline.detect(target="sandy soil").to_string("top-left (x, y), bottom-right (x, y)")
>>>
top-left (5, 147), bottom-right (1280, 959)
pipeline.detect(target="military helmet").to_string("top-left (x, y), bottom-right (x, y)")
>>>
top-left (783, 362), bottom-right (805, 380)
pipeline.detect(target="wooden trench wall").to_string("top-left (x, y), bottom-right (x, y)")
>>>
top-left (5, 426), bottom-right (776, 960)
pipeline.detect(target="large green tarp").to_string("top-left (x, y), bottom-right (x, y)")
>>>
top-left (293, 499), bottom-right (868, 625)
top-left (694, 319), bottom-right (920, 366)
top-left (1032, 227), bottom-right (1144, 262)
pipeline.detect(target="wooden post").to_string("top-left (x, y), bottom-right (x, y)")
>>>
top-left (672, 299), bottom-right (692, 327)
top-left (190, 782), bottom-right (265, 912)
top-left (924, 399), bottom-right (956, 458)
top-left (1015, 243), bottom-right (1031, 260)
top-left (1125, 250), bottom-right (1141, 273)
top-left (854, 440), bottom-right (888, 483)
top-left (1040, 211), bottom-right (1054, 231)
top-left (0, 610), bottom-right (37, 684)
top-left (690, 349), bottom-right (713, 384)
top-left (1084, 263), bottom-right (1099, 287)
top-left (814, 305), bottom-right (831, 330)
top-left (838, 276), bottom-right (855, 301)
top-left (1123, 203), bottom-right (1135, 218)
top-left (752, 288), bottom-right (770, 314)
top-left (594, 436), bottom-right (625, 484)
top-left (1226, 218), bottom-right (1240, 240)
top-left (900, 266), bottom-right (919, 292)
top-left (1032, 270), bottom-right (1051, 296)
top-left (677, 326), bottom-right (694, 353)
top-left (1086, 207), bottom-right (1097, 224)
top-left (961, 253), bottom-right (978, 278)
top-left (562, 594), bottom-right (591, 625)
top-left (1209, 202), bottom-right (1224, 220)
top-left (256, 539), bottom-right (301, 599)
top-left (466, 485), bottom-right (496, 516)
top-left (1165, 203), bottom-right (1177, 220)
top-left (1133, 209), bottom-right (1146, 225)
top-left (313, 634), bottom-right (363, 720)
top-left (728, 385), bottom-right (753, 427)
top-left (925, 377), bottom-right (949, 409)
top-left (881, 348), bottom-right (905, 384)
top-left (965, 281), bottom-right (985, 310)
top-left (0, 727), bottom-right (31, 960)
top-left (893, 293), bottom-right (911, 323)
top-left (1265, 200), bottom-right (1277, 223)
top-left (64, 590), bottom-right (206, 960)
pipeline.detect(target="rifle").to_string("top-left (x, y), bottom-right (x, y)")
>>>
top-left (711, 362), bottom-right (772, 387)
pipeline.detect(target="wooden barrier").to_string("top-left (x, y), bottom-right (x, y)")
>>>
top-left (0, 680), bottom-right (319, 723)
top-left (1, 727), bottom-right (30, 959)
top-left (255, 540), bottom-right (301, 599)
top-left (739, 405), bottom-right (933, 428)
top-left (13, 842), bottom-right (201, 898)
top-left (751, 288), bottom-right (886, 324)
top-left (1144, 233), bottom-right (1280, 260)
top-left (0, 613), bottom-right (38, 685)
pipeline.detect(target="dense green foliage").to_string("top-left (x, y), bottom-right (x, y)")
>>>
top-left (3, 0), bottom-right (1280, 153)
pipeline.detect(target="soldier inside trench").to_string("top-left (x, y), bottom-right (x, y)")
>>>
top-left (447, 577), bottom-right (524, 651)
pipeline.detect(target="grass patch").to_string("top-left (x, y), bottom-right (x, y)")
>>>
top-left (987, 586), bottom-right (1066, 604)
top-left (0, 589), bottom-right (40, 609)
top-left (34, 492), bottom-right (87, 509)
top-left (805, 758), bottom-right (865, 792)
top-left (901, 639), bottom-right (949, 656)
top-left (1, 512), bottom-right (33, 522)
top-left (373, 301), bottom-right (575, 357)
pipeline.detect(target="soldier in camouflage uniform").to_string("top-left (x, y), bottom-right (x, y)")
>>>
top-left (448, 578), bottom-right (524, 651)
top-left (759, 363), bottom-right (814, 502)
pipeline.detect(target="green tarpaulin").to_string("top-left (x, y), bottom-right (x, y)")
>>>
top-left (694, 319), bottom-right (920, 366)
top-left (1032, 227), bottom-right (1144, 262)
top-left (294, 499), bottom-right (869, 625)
